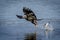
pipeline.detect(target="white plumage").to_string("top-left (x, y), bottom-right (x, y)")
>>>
top-left (44, 22), bottom-right (54, 31)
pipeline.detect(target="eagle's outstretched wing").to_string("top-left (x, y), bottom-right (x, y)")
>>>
top-left (37, 18), bottom-right (60, 21)
top-left (16, 15), bottom-right (43, 21)
top-left (37, 19), bottom-right (43, 21)
top-left (16, 15), bottom-right (60, 22)
top-left (16, 15), bottom-right (23, 19)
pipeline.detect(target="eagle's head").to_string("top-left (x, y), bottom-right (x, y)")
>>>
top-left (23, 7), bottom-right (33, 15)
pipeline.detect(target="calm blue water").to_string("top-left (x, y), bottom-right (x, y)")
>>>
top-left (0, 0), bottom-right (60, 40)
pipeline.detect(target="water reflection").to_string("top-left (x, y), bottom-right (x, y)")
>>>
top-left (24, 32), bottom-right (36, 40)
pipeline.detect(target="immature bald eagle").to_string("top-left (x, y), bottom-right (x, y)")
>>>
top-left (16, 7), bottom-right (42, 26)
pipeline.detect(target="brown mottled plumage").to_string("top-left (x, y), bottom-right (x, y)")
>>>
top-left (16, 7), bottom-right (40, 26)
